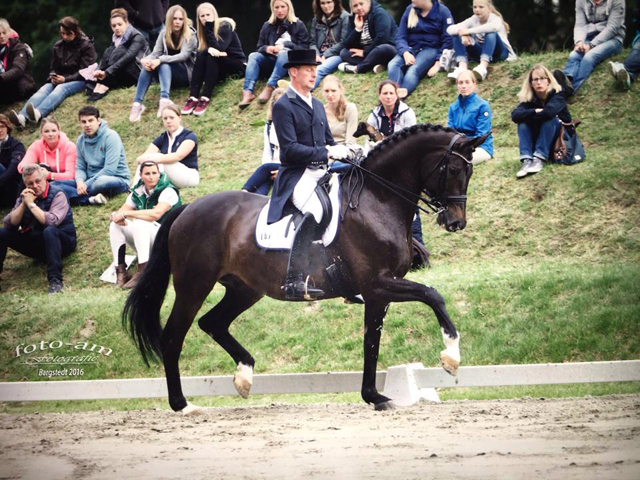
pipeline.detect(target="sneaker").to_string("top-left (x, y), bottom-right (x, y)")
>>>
top-left (8, 110), bottom-right (26, 128)
top-left (609, 61), bottom-right (631, 88)
top-left (193, 97), bottom-right (211, 116)
top-left (438, 48), bottom-right (454, 72)
top-left (157, 98), bottom-right (174, 118)
top-left (447, 66), bottom-right (464, 83)
top-left (129, 102), bottom-right (145, 122)
top-left (277, 79), bottom-right (290, 90)
top-left (373, 64), bottom-right (386, 74)
top-left (338, 62), bottom-right (357, 74)
top-left (528, 157), bottom-right (544, 174)
top-left (472, 64), bottom-right (487, 82)
top-left (48, 278), bottom-right (63, 294)
top-left (397, 87), bottom-right (409, 99)
top-left (516, 159), bottom-right (533, 178)
top-left (552, 69), bottom-right (574, 97)
top-left (88, 193), bottom-right (108, 205)
top-left (181, 97), bottom-right (199, 115)
top-left (26, 103), bottom-right (42, 123)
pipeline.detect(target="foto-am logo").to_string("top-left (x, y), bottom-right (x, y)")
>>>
top-left (15, 340), bottom-right (113, 366)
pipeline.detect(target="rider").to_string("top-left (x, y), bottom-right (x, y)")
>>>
top-left (266, 49), bottom-right (350, 300)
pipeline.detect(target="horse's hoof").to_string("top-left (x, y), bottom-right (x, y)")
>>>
top-left (233, 363), bottom-right (253, 399)
top-left (440, 352), bottom-right (459, 376)
top-left (180, 402), bottom-right (202, 416)
top-left (374, 401), bottom-right (397, 411)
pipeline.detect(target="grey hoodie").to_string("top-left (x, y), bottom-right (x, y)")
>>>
top-left (574, 0), bottom-right (626, 46)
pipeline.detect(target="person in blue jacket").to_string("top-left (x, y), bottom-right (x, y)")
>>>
top-left (388, 0), bottom-right (454, 97)
top-left (447, 70), bottom-right (493, 164)
top-left (337, 0), bottom-right (397, 74)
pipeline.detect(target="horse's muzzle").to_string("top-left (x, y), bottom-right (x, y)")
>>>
top-left (438, 210), bottom-right (467, 232)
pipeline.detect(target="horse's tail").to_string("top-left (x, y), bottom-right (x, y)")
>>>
top-left (122, 204), bottom-right (189, 366)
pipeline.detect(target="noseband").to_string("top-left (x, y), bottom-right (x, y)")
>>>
top-left (341, 133), bottom-right (473, 217)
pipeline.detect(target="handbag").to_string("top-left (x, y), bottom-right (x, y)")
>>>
top-left (552, 120), bottom-right (586, 165)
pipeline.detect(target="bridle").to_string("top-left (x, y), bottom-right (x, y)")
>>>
top-left (340, 133), bottom-right (473, 217)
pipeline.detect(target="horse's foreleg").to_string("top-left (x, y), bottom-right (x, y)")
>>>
top-left (362, 301), bottom-right (395, 410)
top-left (198, 284), bottom-right (264, 399)
top-left (370, 277), bottom-right (460, 376)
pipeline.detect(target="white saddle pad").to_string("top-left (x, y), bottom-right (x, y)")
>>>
top-left (255, 174), bottom-right (341, 250)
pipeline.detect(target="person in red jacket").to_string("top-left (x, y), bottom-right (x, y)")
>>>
top-left (0, 18), bottom-right (36, 105)
top-left (18, 117), bottom-right (78, 202)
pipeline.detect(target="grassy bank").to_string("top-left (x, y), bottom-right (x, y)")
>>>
top-left (1, 50), bottom-right (639, 411)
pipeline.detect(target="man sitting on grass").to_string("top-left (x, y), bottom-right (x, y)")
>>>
top-left (0, 164), bottom-right (77, 294)
top-left (74, 106), bottom-right (130, 205)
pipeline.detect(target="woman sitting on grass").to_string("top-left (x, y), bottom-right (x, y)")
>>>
top-left (181, 2), bottom-right (246, 117)
top-left (321, 75), bottom-right (358, 173)
top-left (511, 64), bottom-right (572, 179)
top-left (135, 104), bottom-right (199, 189)
top-left (0, 114), bottom-right (26, 208)
top-left (17, 117), bottom-right (78, 201)
top-left (447, 70), bottom-right (493, 164)
top-left (446, 0), bottom-right (516, 83)
top-left (242, 87), bottom-right (286, 195)
top-left (129, 5), bottom-right (197, 122)
top-left (310, 0), bottom-right (350, 89)
top-left (0, 18), bottom-right (36, 104)
top-left (109, 160), bottom-right (181, 289)
top-left (87, 8), bottom-right (148, 102)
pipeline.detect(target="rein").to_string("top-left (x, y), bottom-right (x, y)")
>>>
top-left (340, 133), bottom-right (471, 217)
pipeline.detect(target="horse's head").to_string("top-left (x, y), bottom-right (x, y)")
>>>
top-left (427, 133), bottom-right (490, 232)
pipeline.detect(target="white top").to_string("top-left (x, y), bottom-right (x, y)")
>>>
top-left (290, 85), bottom-right (314, 109)
top-left (446, 13), bottom-right (517, 61)
top-left (166, 126), bottom-right (184, 153)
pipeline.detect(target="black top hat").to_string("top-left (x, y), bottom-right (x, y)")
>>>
top-left (283, 49), bottom-right (320, 69)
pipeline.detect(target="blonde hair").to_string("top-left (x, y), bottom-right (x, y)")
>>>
top-left (269, 0), bottom-right (298, 24)
top-left (407, 1), bottom-right (423, 29)
top-left (160, 103), bottom-right (182, 119)
top-left (40, 116), bottom-right (61, 133)
top-left (321, 75), bottom-right (348, 122)
top-left (266, 87), bottom-right (286, 121)
top-left (164, 5), bottom-right (192, 51)
top-left (457, 69), bottom-right (477, 85)
top-left (517, 64), bottom-right (562, 103)
top-left (473, 0), bottom-right (510, 34)
top-left (196, 3), bottom-right (237, 52)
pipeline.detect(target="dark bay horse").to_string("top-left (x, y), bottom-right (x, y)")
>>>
top-left (124, 124), bottom-right (488, 413)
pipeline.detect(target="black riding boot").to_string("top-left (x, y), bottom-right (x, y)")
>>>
top-left (283, 212), bottom-right (325, 301)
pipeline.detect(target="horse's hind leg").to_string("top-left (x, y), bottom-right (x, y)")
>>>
top-left (198, 280), bottom-right (264, 399)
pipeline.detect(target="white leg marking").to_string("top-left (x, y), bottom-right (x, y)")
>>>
top-left (181, 402), bottom-right (203, 416)
top-left (233, 362), bottom-right (253, 399)
top-left (440, 328), bottom-right (461, 376)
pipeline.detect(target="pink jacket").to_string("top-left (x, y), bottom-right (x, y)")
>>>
top-left (18, 131), bottom-right (77, 181)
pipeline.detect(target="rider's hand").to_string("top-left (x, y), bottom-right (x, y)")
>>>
top-left (327, 144), bottom-right (351, 161)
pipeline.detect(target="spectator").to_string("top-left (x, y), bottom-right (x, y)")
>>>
top-left (0, 114), bottom-right (25, 208)
top-left (17, 117), bottom-right (78, 201)
top-left (321, 75), bottom-right (358, 174)
top-left (9, 17), bottom-right (96, 128)
top-left (337, 0), bottom-right (397, 75)
top-left (136, 104), bottom-right (199, 189)
top-left (555, 0), bottom-right (626, 96)
top-left (75, 106), bottom-right (130, 205)
top-left (109, 160), bottom-right (180, 289)
top-left (310, 0), bottom-right (351, 89)
top-left (388, 0), bottom-right (454, 97)
top-left (241, 87), bottom-right (286, 195)
top-left (366, 80), bottom-right (423, 245)
top-left (608, 2), bottom-right (640, 88)
top-left (239, 0), bottom-right (310, 109)
top-left (0, 18), bottom-right (36, 105)
top-left (182, 3), bottom-right (246, 117)
top-left (87, 8), bottom-right (148, 102)
top-left (0, 165), bottom-right (77, 294)
top-left (511, 64), bottom-right (572, 178)
top-left (448, 70), bottom-right (493, 164)
top-left (115, 0), bottom-right (169, 48)
top-left (446, 0), bottom-right (516, 82)
top-left (130, 5), bottom-right (197, 122)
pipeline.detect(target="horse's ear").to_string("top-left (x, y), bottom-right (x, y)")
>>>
top-left (461, 132), bottom-right (491, 151)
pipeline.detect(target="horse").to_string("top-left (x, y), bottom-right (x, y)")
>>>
top-left (124, 124), bottom-right (488, 414)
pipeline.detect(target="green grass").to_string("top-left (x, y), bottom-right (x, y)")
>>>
top-left (1, 50), bottom-right (639, 411)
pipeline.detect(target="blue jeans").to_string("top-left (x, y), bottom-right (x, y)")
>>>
top-left (50, 179), bottom-right (78, 202)
top-left (563, 33), bottom-right (623, 92)
top-left (20, 81), bottom-right (85, 117)
top-left (313, 55), bottom-right (344, 90)
top-left (388, 47), bottom-right (440, 95)
top-left (137, 24), bottom-right (163, 49)
top-left (452, 32), bottom-right (508, 65)
top-left (624, 41), bottom-right (640, 82)
top-left (517, 118), bottom-right (561, 161)
top-left (0, 226), bottom-right (76, 282)
top-left (339, 44), bottom-right (397, 73)
top-left (242, 163), bottom-right (280, 195)
top-left (134, 63), bottom-right (189, 103)
top-left (74, 175), bottom-right (130, 205)
top-left (243, 51), bottom-right (288, 92)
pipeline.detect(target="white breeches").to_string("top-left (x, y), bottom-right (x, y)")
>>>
top-left (292, 167), bottom-right (326, 224)
top-left (472, 147), bottom-right (492, 165)
top-left (109, 219), bottom-right (160, 264)
top-left (132, 162), bottom-right (200, 188)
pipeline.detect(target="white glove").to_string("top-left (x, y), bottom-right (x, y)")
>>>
top-left (326, 144), bottom-right (351, 161)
